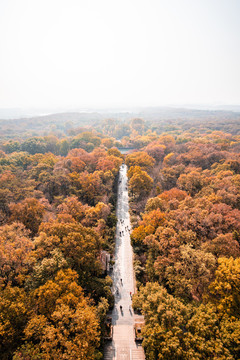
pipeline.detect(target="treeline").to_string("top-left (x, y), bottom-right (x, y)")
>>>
top-left (1, 111), bottom-right (240, 151)
top-left (1, 132), bottom-right (119, 156)
top-left (0, 144), bottom-right (124, 359)
top-left (3, 116), bottom-right (240, 159)
top-left (126, 131), bottom-right (240, 359)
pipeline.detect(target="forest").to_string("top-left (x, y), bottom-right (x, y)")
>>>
top-left (0, 111), bottom-right (240, 359)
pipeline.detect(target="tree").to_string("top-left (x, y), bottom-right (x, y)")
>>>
top-left (2, 140), bottom-right (21, 153)
top-left (57, 196), bottom-right (90, 223)
top-left (145, 142), bottom-right (165, 162)
top-left (185, 304), bottom-right (235, 360)
top-left (177, 170), bottom-right (210, 196)
top-left (10, 198), bottom-right (45, 236)
top-left (145, 196), bottom-right (165, 212)
top-left (126, 151), bottom-right (155, 170)
top-left (209, 257), bottom-right (240, 317)
top-left (84, 202), bottom-right (111, 227)
top-left (96, 155), bottom-right (122, 174)
top-left (101, 137), bottom-right (114, 149)
top-left (141, 209), bottom-right (165, 230)
top-left (130, 118), bottom-right (145, 135)
top-left (163, 152), bottom-right (176, 166)
top-left (0, 223), bottom-right (34, 287)
top-left (14, 269), bottom-right (101, 360)
top-left (0, 286), bottom-right (29, 359)
top-left (132, 282), bottom-right (190, 360)
top-left (21, 137), bottom-right (47, 155)
top-left (160, 165), bottom-right (185, 190)
top-left (128, 167), bottom-right (153, 198)
top-left (26, 248), bottom-right (68, 290)
top-left (69, 171), bottom-right (105, 205)
top-left (107, 147), bottom-right (124, 159)
top-left (65, 156), bottom-right (86, 172)
top-left (201, 233), bottom-right (240, 258)
top-left (35, 218), bottom-right (102, 286)
top-left (166, 245), bottom-right (216, 301)
top-left (59, 139), bottom-right (70, 156)
top-left (133, 283), bottom-right (240, 360)
top-left (159, 188), bottom-right (188, 202)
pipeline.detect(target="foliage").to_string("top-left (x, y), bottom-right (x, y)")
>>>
top-left (133, 283), bottom-right (240, 360)
top-left (126, 151), bottom-right (155, 170)
top-left (128, 166), bottom-right (153, 199)
top-left (10, 198), bottom-right (45, 236)
top-left (0, 115), bottom-right (240, 359)
top-left (0, 223), bottom-right (34, 287)
top-left (209, 257), bottom-right (240, 317)
top-left (14, 270), bottom-right (101, 360)
top-left (0, 286), bottom-right (29, 359)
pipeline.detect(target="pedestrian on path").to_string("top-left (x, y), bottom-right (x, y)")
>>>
top-left (120, 278), bottom-right (122, 285)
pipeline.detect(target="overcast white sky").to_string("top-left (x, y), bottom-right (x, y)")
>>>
top-left (0, 0), bottom-right (239, 109)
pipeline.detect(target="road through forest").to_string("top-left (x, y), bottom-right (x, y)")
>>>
top-left (104, 164), bottom-right (145, 360)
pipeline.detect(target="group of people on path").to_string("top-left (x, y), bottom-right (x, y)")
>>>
top-left (116, 164), bottom-right (133, 315)
top-left (118, 282), bottom-right (133, 314)
top-left (119, 218), bottom-right (130, 235)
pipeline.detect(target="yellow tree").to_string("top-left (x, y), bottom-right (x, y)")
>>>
top-left (9, 198), bottom-right (45, 236)
top-left (128, 167), bottom-right (153, 198)
top-left (0, 286), bottom-right (29, 359)
top-left (14, 269), bottom-right (101, 360)
top-left (126, 151), bottom-right (155, 171)
top-left (209, 257), bottom-right (240, 316)
top-left (35, 217), bottom-right (102, 286)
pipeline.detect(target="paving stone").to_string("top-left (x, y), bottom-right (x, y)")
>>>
top-left (104, 165), bottom-right (145, 360)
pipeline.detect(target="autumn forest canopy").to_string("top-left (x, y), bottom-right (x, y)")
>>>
top-left (0, 109), bottom-right (240, 359)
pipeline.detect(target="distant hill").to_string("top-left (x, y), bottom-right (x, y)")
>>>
top-left (0, 105), bottom-right (240, 121)
top-left (0, 107), bottom-right (239, 141)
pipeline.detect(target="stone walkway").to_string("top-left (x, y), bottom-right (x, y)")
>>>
top-left (104, 164), bottom-right (145, 360)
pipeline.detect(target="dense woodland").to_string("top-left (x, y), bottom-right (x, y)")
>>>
top-left (0, 112), bottom-right (240, 359)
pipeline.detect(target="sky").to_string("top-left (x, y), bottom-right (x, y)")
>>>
top-left (0, 0), bottom-right (239, 110)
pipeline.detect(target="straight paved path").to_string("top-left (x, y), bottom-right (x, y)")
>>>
top-left (104, 164), bottom-right (145, 360)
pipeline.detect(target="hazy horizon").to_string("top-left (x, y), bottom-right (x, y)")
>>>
top-left (0, 0), bottom-right (240, 110)
top-left (1, 103), bottom-right (240, 121)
